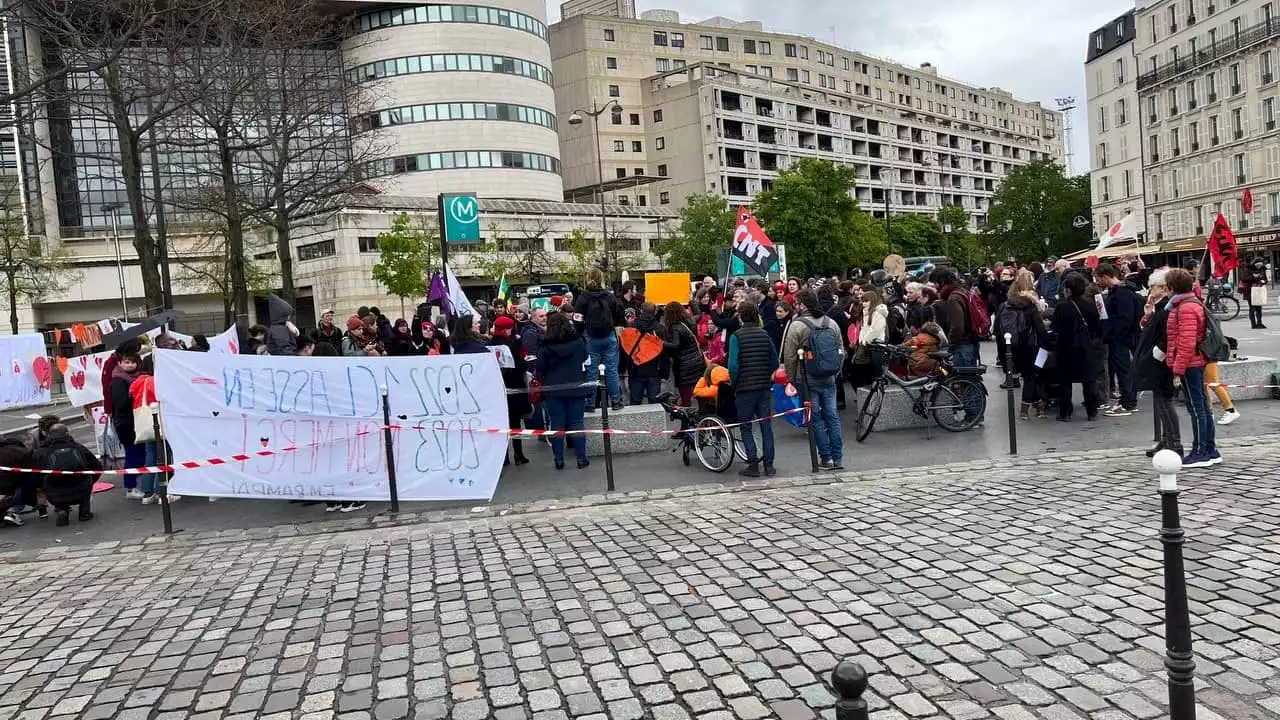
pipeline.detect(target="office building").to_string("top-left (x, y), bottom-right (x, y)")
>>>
top-left (1086, 10), bottom-right (1147, 240)
top-left (1134, 0), bottom-right (1280, 260)
top-left (549, 11), bottom-right (1065, 228)
top-left (560, 0), bottom-right (636, 21)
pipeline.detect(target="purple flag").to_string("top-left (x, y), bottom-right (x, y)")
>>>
top-left (427, 272), bottom-right (450, 314)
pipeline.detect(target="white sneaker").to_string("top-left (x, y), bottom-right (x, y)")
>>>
top-left (1217, 409), bottom-right (1241, 426)
top-left (125, 489), bottom-right (145, 499)
top-left (165, 495), bottom-right (181, 504)
top-left (141, 494), bottom-right (158, 505)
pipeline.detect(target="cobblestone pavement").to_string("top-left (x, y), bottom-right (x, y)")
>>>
top-left (0, 443), bottom-right (1278, 720)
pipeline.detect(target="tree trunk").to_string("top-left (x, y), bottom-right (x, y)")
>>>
top-left (7, 276), bottom-right (17, 335)
top-left (274, 197), bottom-right (294, 303)
top-left (218, 134), bottom-right (250, 324)
top-left (105, 69), bottom-right (162, 311)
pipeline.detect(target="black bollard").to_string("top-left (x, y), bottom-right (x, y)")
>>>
top-left (1003, 333), bottom-right (1019, 455)
top-left (797, 349), bottom-right (820, 472)
top-left (831, 660), bottom-right (870, 720)
top-left (381, 384), bottom-right (400, 513)
top-left (598, 365), bottom-right (616, 492)
top-left (1154, 450), bottom-right (1197, 719)
top-left (150, 404), bottom-right (175, 535)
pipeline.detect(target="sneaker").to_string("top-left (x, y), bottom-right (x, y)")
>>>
top-left (738, 464), bottom-right (761, 478)
top-left (37, 505), bottom-right (48, 520)
top-left (54, 509), bottom-right (69, 527)
top-left (339, 502), bottom-right (366, 513)
top-left (325, 503), bottom-right (342, 513)
top-left (3, 511), bottom-right (22, 527)
top-left (1206, 451), bottom-right (1223, 466)
top-left (77, 510), bottom-right (93, 523)
top-left (610, 401), bottom-right (625, 411)
top-left (763, 465), bottom-right (777, 477)
top-left (1217, 409), bottom-right (1241, 426)
top-left (819, 459), bottom-right (834, 470)
top-left (831, 460), bottom-right (845, 470)
top-left (1182, 454), bottom-right (1213, 469)
top-left (1104, 406), bottom-right (1134, 417)
top-left (165, 495), bottom-right (181, 504)
top-left (125, 489), bottom-right (145, 499)
top-left (141, 494), bottom-right (158, 505)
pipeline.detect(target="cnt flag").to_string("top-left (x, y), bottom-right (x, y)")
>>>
top-left (497, 273), bottom-right (509, 302)
top-left (1207, 212), bottom-right (1239, 278)
top-left (732, 206), bottom-right (777, 277)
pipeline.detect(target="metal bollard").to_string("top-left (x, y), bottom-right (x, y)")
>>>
top-left (798, 349), bottom-right (820, 472)
top-left (1153, 450), bottom-right (1197, 719)
top-left (380, 384), bottom-right (400, 514)
top-left (150, 402), bottom-right (175, 535)
top-left (1003, 333), bottom-right (1019, 456)
top-left (598, 365), bottom-right (616, 492)
top-left (831, 659), bottom-right (870, 720)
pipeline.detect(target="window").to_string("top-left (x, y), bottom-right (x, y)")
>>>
top-left (1207, 71), bottom-right (1218, 98)
top-left (798, 45), bottom-right (808, 59)
top-left (608, 84), bottom-right (620, 97)
top-left (653, 31), bottom-right (667, 46)
top-left (759, 40), bottom-right (771, 55)
top-left (613, 140), bottom-right (625, 152)
top-left (1097, 142), bottom-right (1108, 167)
top-left (615, 167), bottom-right (626, 179)
top-left (784, 43), bottom-right (796, 57)
top-left (637, 196), bottom-right (647, 207)
top-left (673, 59), bottom-right (686, 69)
top-left (1263, 51), bottom-right (1275, 81)
top-left (653, 109), bottom-right (664, 123)
top-left (297, 239), bottom-right (336, 261)
top-left (743, 39), bottom-right (756, 54)
top-left (604, 28), bottom-right (614, 41)
top-left (632, 140), bottom-right (643, 152)
top-left (1230, 62), bottom-right (1241, 92)
top-left (629, 113), bottom-right (640, 125)
top-left (1235, 152), bottom-right (1247, 181)
top-left (657, 163), bottom-right (668, 176)
top-left (1186, 80), bottom-right (1198, 107)
top-left (786, 68), bottom-right (798, 82)
top-left (655, 58), bottom-right (669, 72)
top-left (716, 37), bottom-right (729, 51)
top-left (656, 137), bottom-right (665, 150)
top-left (348, 53), bottom-right (553, 85)
top-left (700, 35), bottom-right (713, 50)
top-left (1117, 98), bottom-right (1128, 124)
top-left (1149, 134), bottom-right (1161, 160)
top-left (1148, 95), bottom-right (1159, 120)
top-left (1211, 114), bottom-right (1221, 142)
top-left (633, 167), bottom-right (643, 175)
top-left (1170, 127), bottom-right (1181, 153)
top-left (801, 70), bottom-right (810, 84)
top-left (357, 236), bottom-right (379, 253)
top-left (1114, 57), bottom-right (1125, 84)
top-left (617, 196), bottom-right (629, 206)
top-left (760, 66), bottom-right (772, 78)
top-left (660, 191), bottom-right (670, 205)
top-left (1123, 169), bottom-right (1133, 197)
top-left (1098, 106), bottom-right (1108, 131)
top-left (1271, 192), bottom-right (1280, 222)
top-left (606, 57), bottom-right (617, 69)
top-left (746, 64), bottom-right (757, 73)
top-left (1265, 98), bottom-right (1276, 128)
top-left (1190, 121), bottom-right (1200, 147)
top-left (1168, 87), bottom-right (1179, 113)
top-left (610, 111), bottom-right (621, 125)
top-left (671, 33), bottom-right (684, 48)
top-left (1232, 107), bottom-right (1244, 136)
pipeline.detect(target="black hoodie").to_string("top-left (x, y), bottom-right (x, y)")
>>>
top-left (1103, 279), bottom-right (1143, 347)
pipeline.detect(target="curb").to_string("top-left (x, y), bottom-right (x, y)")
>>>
top-left (2, 432), bottom-right (1275, 566)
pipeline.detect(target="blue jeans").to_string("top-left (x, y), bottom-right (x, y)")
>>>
top-left (140, 441), bottom-right (160, 495)
top-left (1108, 342), bottom-right (1136, 408)
top-left (629, 376), bottom-right (661, 405)
top-left (735, 389), bottom-right (775, 467)
top-left (545, 395), bottom-right (587, 464)
top-left (1182, 366), bottom-right (1217, 457)
top-left (807, 382), bottom-right (842, 463)
top-left (952, 342), bottom-right (981, 368)
top-left (585, 334), bottom-right (621, 408)
top-left (123, 443), bottom-right (144, 489)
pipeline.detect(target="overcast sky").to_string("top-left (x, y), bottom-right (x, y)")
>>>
top-left (549, 0), bottom-right (1135, 176)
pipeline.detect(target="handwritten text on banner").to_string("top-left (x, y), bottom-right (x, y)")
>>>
top-left (153, 350), bottom-right (508, 501)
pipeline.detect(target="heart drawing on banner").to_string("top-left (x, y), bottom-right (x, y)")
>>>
top-left (69, 371), bottom-right (86, 391)
top-left (211, 411), bottom-right (220, 417)
top-left (259, 437), bottom-right (270, 448)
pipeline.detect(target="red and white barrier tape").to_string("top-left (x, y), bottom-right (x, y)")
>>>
top-left (0, 406), bottom-right (809, 476)
top-left (1207, 382), bottom-right (1279, 389)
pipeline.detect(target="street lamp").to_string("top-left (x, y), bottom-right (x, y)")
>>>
top-left (101, 203), bottom-right (128, 318)
top-left (568, 99), bottom-right (622, 256)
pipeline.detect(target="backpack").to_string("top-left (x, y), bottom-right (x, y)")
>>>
top-left (45, 445), bottom-right (86, 474)
top-left (801, 316), bottom-right (844, 380)
top-left (1180, 299), bottom-right (1230, 362)
top-left (997, 303), bottom-right (1033, 347)
top-left (962, 289), bottom-right (991, 339)
top-left (886, 304), bottom-right (909, 345)
top-left (582, 293), bottom-right (615, 337)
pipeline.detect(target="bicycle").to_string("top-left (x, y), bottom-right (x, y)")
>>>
top-left (853, 342), bottom-right (988, 442)
top-left (658, 392), bottom-right (748, 472)
top-left (1205, 284), bottom-right (1241, 322)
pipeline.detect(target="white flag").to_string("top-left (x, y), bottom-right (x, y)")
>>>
top-left (444, 263), bottom-right (477, 318)
top-left (1097, 213), bottom-right (1136, 250)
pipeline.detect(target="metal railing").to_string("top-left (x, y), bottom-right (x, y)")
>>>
top-left (1137, 18), bottom-right (1280, 90)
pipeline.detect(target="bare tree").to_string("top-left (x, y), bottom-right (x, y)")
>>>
top-left (600, 225), bottom-right (647, 287)
top-left (508, 217), bottom-right (558, 284)
top-left (169, 216), bottom-right (275, 328)
top-left (0, 174), bottom-right (78, 333)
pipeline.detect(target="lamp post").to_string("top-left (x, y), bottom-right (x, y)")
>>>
top-left (102, 203), bottom-right (128, 319)
top-left (883, 170), bottom-right (893, 255)
top-left (568, 99), bottom-right (622, 252)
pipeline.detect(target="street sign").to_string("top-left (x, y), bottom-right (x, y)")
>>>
top-left (441, 193), bottom-right (480, 242)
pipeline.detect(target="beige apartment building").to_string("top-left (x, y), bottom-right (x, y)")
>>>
top-left (560, 0), bottom-right (635, 20)
top-left (549, 10), bottom-right (1064, 228)
top-left (1086, 10), bottom-right (1148, 239)
top-left (1136, 0), bottom-right (1280, 259)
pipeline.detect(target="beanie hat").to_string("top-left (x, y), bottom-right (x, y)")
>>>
top-left (346, 316), bottom-right (363, 332)
top-left (493, 315), bottom-right (516, 336)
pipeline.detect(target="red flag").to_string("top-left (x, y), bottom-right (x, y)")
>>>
top-left (1243, 188), bottom-right (1254, 214)
top-left (732, 206), bottom-right (778, 276)
top-left (1084, 255), bottom-right (1100, 270)
top-left (1207, 212), bottom-right (1239, 278)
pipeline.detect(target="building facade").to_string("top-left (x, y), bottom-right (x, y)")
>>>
top-left (1086, 10), bottom-right (1147, 239)
top-left (549, 10), bottom-right (1064, 228)
top-left (560, 0), bottom-right (635, 21)
top-left (1135, 0), bottom-right (1280, 258)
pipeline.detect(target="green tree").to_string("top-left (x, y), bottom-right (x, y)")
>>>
top-left (936, 205), bottom-right (980, 268)
top-left (655, 193), bottom-right (735, 276)
top-left (986, 160), bottom-right (1092, 261)
top-left (887, 214), bottom-right (945, 258)
top-left (554, 227), bottom-right (598, 285)
top-left (752, 158), bottom-right (885, 276)
top-left (471, 223), bottom-right (513, 284)
top-left (372, 212), bottom-right (436, 318)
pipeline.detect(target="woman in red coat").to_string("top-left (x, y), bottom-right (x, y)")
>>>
top-left (1164, 268), bottom-right (1219, 468)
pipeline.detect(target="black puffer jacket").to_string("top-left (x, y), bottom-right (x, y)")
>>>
top-left (1133, 298), bottom-right (1174, 393)
top-left (664, 319), bottom-right (706, 388)
top-left (32, 435), bottom-right (101, 507)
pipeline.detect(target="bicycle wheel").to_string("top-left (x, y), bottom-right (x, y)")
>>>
top-left (855, 386), bottom-right (883, 442)
top-left (932, 379), bottom-right (985, 432)
top-left (694, 416), bottom-right (735, 472)
top-left (1210, 296), bottom-right (1241, 322)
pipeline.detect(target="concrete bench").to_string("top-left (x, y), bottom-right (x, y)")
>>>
top-left (1213, 354), bottom-right (1277, 401)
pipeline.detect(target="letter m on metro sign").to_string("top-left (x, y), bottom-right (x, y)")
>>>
top-left (731, 206), bottom-right (777, 277)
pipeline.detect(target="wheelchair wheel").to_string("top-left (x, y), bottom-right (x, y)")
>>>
top-left (733, 429), bottom-right (748, 462)
top-left (694, 416), bottom-right (735, 473)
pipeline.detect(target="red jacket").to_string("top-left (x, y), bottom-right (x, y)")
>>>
top-left (1165, 295), bottom-right (1207, 376)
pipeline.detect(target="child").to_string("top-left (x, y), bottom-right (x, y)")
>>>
top-left (904, 322), bottom-right (948, 379)
top-left (108, 351), bottom-right (144, 498)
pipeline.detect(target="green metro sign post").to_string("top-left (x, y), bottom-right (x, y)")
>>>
top-left (437, 192), bottom-right (480, 296)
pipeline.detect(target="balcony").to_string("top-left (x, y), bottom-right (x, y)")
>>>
top-left (1208, 92), bottom-right (1218, 102)
top-left (1151, 152), bottom-right (1160, 162)
top-left (1269, 120), bottom-right (1278, 130)
top-left (1149, 113), bottom-right (1158, 124)
top-left (1272, 215), bottom-right (1280, 225)
top-left (1241, 216), bottom-right (1251, 229)
top-left (1237, 174), bottom-right (1247, 184)
top-left (1266, 73), bottom-right (1276, 84)
top-left (1170, 105), bottom-right (1179, 115)
top-left (1196, 225), bottom-right (1205, 234)
top-left (1136, 17), bottom-right (1280, 90)
top-left (1189, 98), bottom-right (1197, 109)
top-left (1188, 14), bottom-right (1196, 24)
top-left (1232, 83), bottom-right (1242, 94)
top-left (1173, 147), bottom-right (1181, 157)
top-left (1213, 134), bottom-right (1221, 144)
top-left (1234, 129), bottom-right (1244, 139)
top-left (1192, 141), bottom-right (1200, 150)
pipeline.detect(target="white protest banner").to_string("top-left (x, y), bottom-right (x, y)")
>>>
top-left (154, 349), bottom-right (508, 501)
top-left (206, 326), bottom-right (239, 354)
top-left (0, 334), bottom-right (52, 410)
top-left (64, 350), bottom-right (112, 407)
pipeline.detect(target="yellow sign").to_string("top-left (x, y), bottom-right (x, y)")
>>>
top-left (644, 272), bottom-right (691, 307)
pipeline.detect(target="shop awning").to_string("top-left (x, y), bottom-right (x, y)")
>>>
top-left (1061, 241), bottom-right (1150, 262)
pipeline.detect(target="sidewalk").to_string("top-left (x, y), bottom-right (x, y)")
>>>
top-left (0, 437), bottom-right (1275, 719)
top-left (0, 396), bottom-right (83, 438)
